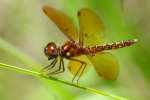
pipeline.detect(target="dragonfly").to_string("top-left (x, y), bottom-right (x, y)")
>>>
top-left (41, 5), bottom-right (137, 83)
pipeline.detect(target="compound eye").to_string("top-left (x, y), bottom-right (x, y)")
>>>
top-left (44, 42), bottom-right (57, 56)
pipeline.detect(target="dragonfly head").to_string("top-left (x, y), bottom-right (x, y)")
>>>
top-left (44, 42), bottom-right (58, 60)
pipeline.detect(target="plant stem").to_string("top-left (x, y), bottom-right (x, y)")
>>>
top-left (0, 62), bottom-right (128, 100)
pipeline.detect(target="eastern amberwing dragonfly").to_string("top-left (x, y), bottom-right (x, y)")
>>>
top-left (41, 5), bottom-right (137, 83)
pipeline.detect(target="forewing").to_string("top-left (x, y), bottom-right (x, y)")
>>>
top-left (78, 8), bottom-right (105, 46)
top-left (87, 52), bottom-right (118, 80)
top-left (42, 5), bottom-right (78, 41)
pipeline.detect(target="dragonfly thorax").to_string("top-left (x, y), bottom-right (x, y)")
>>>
top-left (60, 41), bottom-right (82, 58)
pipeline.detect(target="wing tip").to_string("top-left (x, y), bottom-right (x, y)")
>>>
top-left (42, 5), bottom-right (49, 14)
top-left (42, 5), bottom-right (54, 14)
top-left (77, 8), bottom-right (92, 16)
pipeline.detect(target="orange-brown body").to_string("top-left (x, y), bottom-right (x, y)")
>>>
top-left (60, 41), bottom-right (82, 58)
top-left (59, 39), bottom-right (137, 58)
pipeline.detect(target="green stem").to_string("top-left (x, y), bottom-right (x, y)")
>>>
top-left (0, 62), bottom-right (128, 100)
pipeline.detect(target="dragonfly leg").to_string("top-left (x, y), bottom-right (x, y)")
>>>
top-left (47, 59), bottom-right (58, 76)
top-left (41, 58), bottom-right (57, 72)
top-left (70, 58), bottom-right (86, 84)
top-left (47, 58), bottom-right (58, 71)
top-left (41, 58), bottom-right (58, 76)
top-left (51, 58), bottom-right (65, 74)
top-left (77, 62), bottom-right (87, 84)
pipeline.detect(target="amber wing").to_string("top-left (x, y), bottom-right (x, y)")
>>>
top-left (78, 8), bottom-right (118, 80)
top-left (78, 8), bottom-right (105, 46)
top-left (42, 5), bottom-right (78, 41)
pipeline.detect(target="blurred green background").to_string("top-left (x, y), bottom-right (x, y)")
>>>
top-left (0, 0), bottom-right (150, 100)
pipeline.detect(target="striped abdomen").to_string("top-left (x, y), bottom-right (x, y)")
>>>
top-left (83, 39), bottom-right (138, 54)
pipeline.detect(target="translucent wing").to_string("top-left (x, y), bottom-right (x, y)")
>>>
top-left (78, 9), bottom-right (118, 80)
top-left (87, 52), bottom-right (118, 80)
top-left (78, 8), bottom-right (105, 46)
top-left (42, 5), bottom-right (78, 41)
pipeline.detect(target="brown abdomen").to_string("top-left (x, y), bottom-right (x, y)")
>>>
top-left (83, 39), bottom-right (138, 54)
